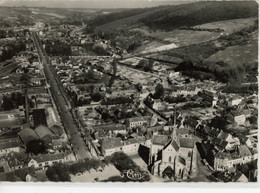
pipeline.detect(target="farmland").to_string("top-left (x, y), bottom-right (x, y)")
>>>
top-left (146, 29), bottom-right (220, 46)
top-left (206, 31), bottom-right (258, 67)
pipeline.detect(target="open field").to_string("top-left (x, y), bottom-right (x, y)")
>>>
top-left (206, 31), bottom-right (258, 66)
top-left (194, 17), bottom-right (258, 34)
top-left (147, 29), bottom-right (221, 46)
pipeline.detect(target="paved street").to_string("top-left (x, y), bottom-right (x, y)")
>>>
top-left (32, 32), bottom-right (92, 160)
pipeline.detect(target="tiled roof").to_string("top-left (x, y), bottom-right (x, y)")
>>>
top-left (0, 141), bottom-right (20, 150)
top-left (100, 137), bottom-right (123, 150)
top-left (35, 125), bottom-right (54, 139)
top-left (31, 153), bottom-right (66, 163)
top-left (128, 116), bottom-right (149, 123)
top-left (152, 135), bottom-right (169, 146)
top-left (238, 145), bottom-right (252, 157)
top-left (177, 128), bottom-right (190, 136)
top-left (6, 152), bottom-right (27, 167)
top-left (218, 131), bottom-right (229, 140)
top-left (179, 137), bottom-right (194, 149)
top-left (18, 128), bottom-right (39, 144)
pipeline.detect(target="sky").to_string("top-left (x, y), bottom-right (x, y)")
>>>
top-left (0, 0), bottom-right (192, 9)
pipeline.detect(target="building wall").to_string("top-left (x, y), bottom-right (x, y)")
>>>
top-left (104, 147), bottom-right (122, 156)
top-left (28, 158), bottom-right (64, 169)
top-left (122, 143), bottom-right (139, 155)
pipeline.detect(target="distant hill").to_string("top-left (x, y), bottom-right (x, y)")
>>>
top-left (140, 1), bottom-right (258, 30)
top-left (91, 1), bottom-right (258, 32)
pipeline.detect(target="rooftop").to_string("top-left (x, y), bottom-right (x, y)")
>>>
top-left (0, 141), bottom-right (20, 150)
top-left (100, 137), bottom-right (123, 150)
top-left (179, 137), bottom-right (195, 149)
top-left (31, 153), bottom-right (67, 163)
top-left (152, 134), bottom-right (169, 146)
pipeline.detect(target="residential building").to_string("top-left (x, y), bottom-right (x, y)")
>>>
top-left (228, 96), bottom-right (243, 106)
top-left (126, 116), bottom-right (150, 129)
top-left (0, 141), bottom-right (21, 156)
top-left (214, 145), bottom-right (252, 171)
top-left (27, 152), bottom-right (75, 170)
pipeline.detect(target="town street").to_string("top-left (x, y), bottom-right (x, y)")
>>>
top-left (32, 32), bottom-right (92, 160)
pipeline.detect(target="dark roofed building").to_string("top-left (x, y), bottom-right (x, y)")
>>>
top-left (33, 109), bottom-right (47, 128)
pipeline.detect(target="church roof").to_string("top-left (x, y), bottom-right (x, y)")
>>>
top-left (152, 135), bottom-right (169, 146)
top-left (179, 137), bottom-right (194, 149)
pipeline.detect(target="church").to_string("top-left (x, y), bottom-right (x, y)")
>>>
top-left (148, 127), bottom-right (196, 179)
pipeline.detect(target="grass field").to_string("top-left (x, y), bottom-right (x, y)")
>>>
top-left (194, 17), bottom-right (258, 34)
top-left (206, 31), bottom-right (258, 66)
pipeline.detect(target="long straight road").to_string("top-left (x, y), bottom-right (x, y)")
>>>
top-left (31, 31), bottom-right (92, 160)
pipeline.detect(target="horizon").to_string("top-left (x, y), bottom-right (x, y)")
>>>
top-left (0, 0), bottom-right (195, 9)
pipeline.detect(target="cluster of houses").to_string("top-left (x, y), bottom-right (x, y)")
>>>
top-left (197, 124), bottom-right (258, 177)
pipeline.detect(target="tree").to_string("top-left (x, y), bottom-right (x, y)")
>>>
top-left (46, 163), bottom-right (71, 182)
top-left (1, 95), bottom-right (15, 110)
top-left (92, 45), bottom-right (109, 56)
top-left (153, 83), bottom-right (164, 99)
top-left (92, 92), bottom-right (103, 102)
top-left (26, 139), bottom-right (47, 155)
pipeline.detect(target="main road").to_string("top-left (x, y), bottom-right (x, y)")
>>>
top-left (31, 31), bottom-right (92, 160)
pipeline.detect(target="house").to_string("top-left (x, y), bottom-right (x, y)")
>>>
top-left (28, 152), bottom-right (75, 170)
top-left (228, 96), bottom-right (243, 106)
top-left (183, 118), bottom-right (199, 131)
top-left (198, 90), bottom-right (218, 107)
top-left (5, 152), bottom-right (27, 171)
top-left (214, 145), bottom-right (252, 171)
top-left (99, 137), bottom-right (123, 156)
top-left (126, 116), bottom-right (149, 129)
top-left (0, 141), bottom-right (21, 156)
top-left (153, 99), bottom-right (168, 111)
top-left (122, 137), bottom-right (147, 155)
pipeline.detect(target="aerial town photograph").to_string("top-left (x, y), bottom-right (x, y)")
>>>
top-left (0, 0), bottom-right (258, 184)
